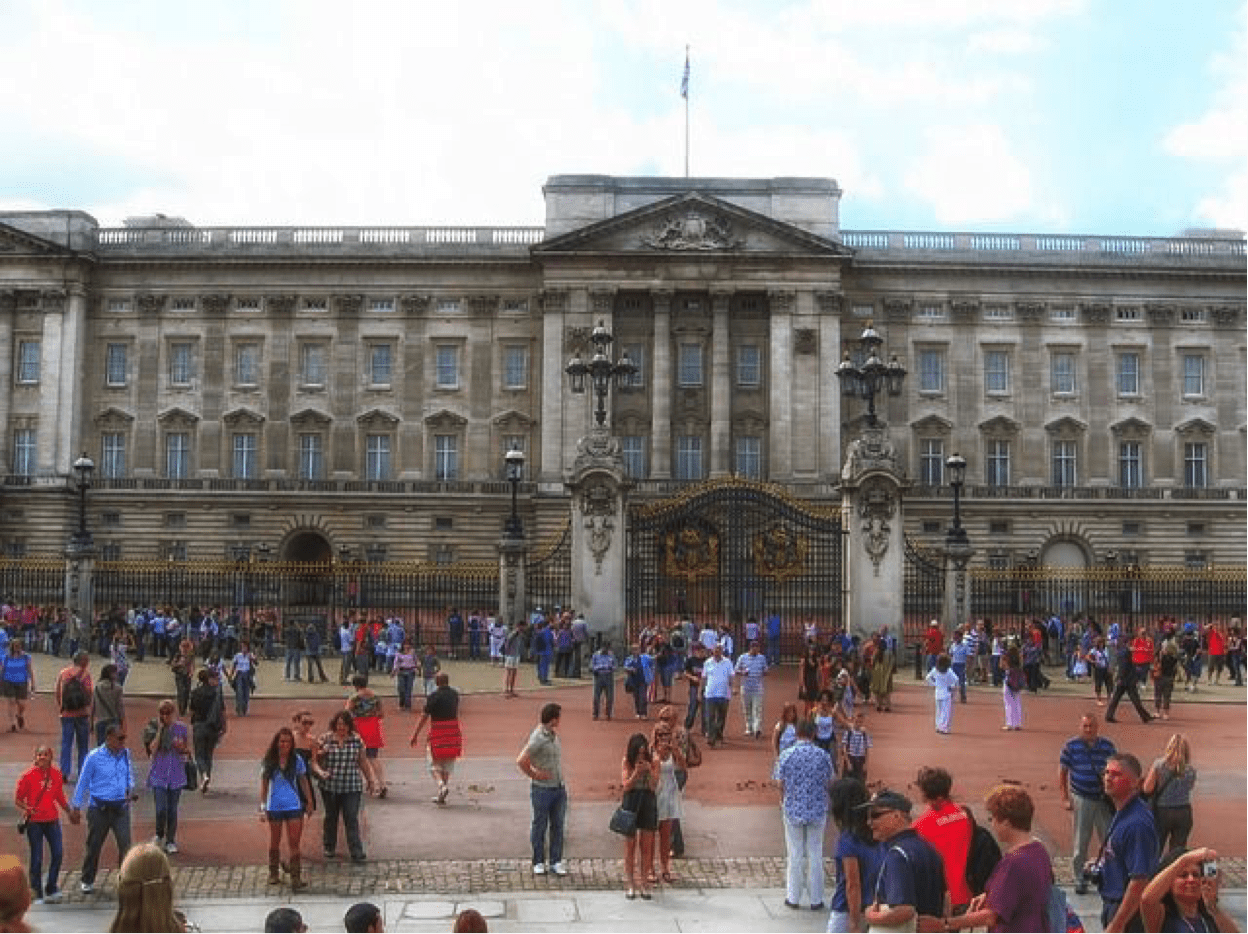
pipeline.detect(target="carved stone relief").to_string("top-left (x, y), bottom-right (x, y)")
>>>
top-left (640, 210), bottom-right (744, 251)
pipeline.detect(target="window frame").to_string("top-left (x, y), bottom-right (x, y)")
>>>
top-left (365, 433), bottom-right (391, 481)
top-left (736, 345), bottom-right (762, 388)
top-left (984, 349), bottom-right (1011, 395)
top-left (299, 342), bottom-right (328, 387)
top-left (17, 341), bottom-right (40, 384)
top-left (434, 434), bottom-right (459, 480)
top-left (105, 343), bottom-right (128, 387)
top-left (1050, 351), bottom-right (1078, 395)
top-left (917, 349), bottom-right (945, 395)
top-left (11, 428), bottom-right (36, 476)
top-left (919, 438), bottom-right (945, 486)
top-left (234, 342), bottom-right (260, 387)
top-left (169, 342), bottom-right (195, 386)
top-left (369, 343), bottom-right (393, 387)
top-left (621, 435), bottom-right (646, 479)
top-left (231, 432), bottom-right (258, 480)
top-left (100, 431), bottom-right (126, 479)
top-left (165, 431), bottom-right (191, 480)
top-left (1183, 441), bottom-right (1208, 488)
top-left (297, 433), bottom-right (325, 480)
top-left (1182, 354), bottom-right (1206, 398)
top-left (1118, 440), bottom-right (1142, 489)
top-left (985, 439), bottom-right (1011, 487)
top-left (1116, 351), bottom-right (1140, 397)
top-left (502, 344), bottom-right (528, 390)
top-left (675, 434), bottom-right (703, 480)
top-left (1051, 439), bottom-right (1078, 488)
top-left (734, 435), bottom-right (763, 479)
top-left (677, 343), bottom-right (703, 388)
top-left (435, 345), bottom-right (460, 390)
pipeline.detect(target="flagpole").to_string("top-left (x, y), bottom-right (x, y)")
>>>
top-left (682, 45), bottom-right (690, 177)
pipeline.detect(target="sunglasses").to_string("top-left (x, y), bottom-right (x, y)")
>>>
top-left (868, 810), bottom-right (895, 820)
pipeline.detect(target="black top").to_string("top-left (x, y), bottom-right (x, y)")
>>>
top-left (423, 685), bottom-right (460, 721)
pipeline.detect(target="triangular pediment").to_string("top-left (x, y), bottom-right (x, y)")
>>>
top-left (290, 407), bottom-right (332, 429)
top-left (0, 222), bottom-right (75, 257)
top-left (357, 408), bottom-right (400, 429)
top-left (157, 406), bottom-right (200, 427)
top-left (1175, 417), bottom-right (1215, 437)
top-left (1110, 417), bottom-right (1152, 437)
top-left (222, 407), bottom-right (266, 428)
top-left (492, 409), bottom-right (535, 432)
top-left (1045, 416), bottom-right (1087, 435)
top-left (978, 416), bottom-right (1020, 435)
top-left (94, 407), bottom-right (135, 428)
top-left (911, 415), bottom-right (954, 434)
top-left (533, 192), bottom-right (853, 259)
top-left (424, 408), bottom-right (468, 431)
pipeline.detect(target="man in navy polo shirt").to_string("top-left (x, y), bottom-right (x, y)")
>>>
top-left (1059, 712), bottom-right (1117, 894)
top-left (1097, 753), bottom-right (1159, 931)
top-left (862, 788), bottom-right (947, 931)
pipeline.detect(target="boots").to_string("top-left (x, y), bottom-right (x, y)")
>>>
top-left (289, 855), bottom-right (307, 891)
top-left (267, 850), bottom-right (281, 885)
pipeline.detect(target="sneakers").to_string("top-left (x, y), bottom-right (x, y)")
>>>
top-left (150, 835), bottom-right (164, 847)
top-left (165, 841), bottom-right (179, 854)
top-left (45, 891), bottom-right (63, 904)
top-left (551, 861), bottom-right (567, 876)
top-left (80, 882), bottom-right (94, 894)
top-left (532, 863), bottom-right (547, 875)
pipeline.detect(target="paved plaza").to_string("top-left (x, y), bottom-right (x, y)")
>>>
top-left (8, 650), bottom-right (1246, 932)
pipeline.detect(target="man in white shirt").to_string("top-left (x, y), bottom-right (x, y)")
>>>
top-left (735, 641), bottom-right (769, 738)
top-left (701, 642), bottom-right (734, 747)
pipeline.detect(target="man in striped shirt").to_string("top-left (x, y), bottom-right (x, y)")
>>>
top-left (1058, 712), bottom-right (1117, 894)
top-left (735, 641), bottom-right (769, 739)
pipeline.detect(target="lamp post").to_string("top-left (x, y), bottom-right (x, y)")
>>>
top-left (836, 321), bottom-right (907, 427)
top-left (565, 319), bottom-right (637, 428)
top-left (504, 448), bottom-right (525, 540)
top-left (71, 452), bottom-right (95, 548)
top-left (944, 452), bottom-right (973, 634)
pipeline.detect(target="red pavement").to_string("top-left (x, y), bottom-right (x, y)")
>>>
top-left (6, 663), bottom-right (1244, 874)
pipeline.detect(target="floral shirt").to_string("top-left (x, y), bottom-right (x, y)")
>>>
top-left (775, 740), bottom-right (833, 824)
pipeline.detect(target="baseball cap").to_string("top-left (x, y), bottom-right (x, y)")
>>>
top-left (855, 789), bottom-right (913, 815)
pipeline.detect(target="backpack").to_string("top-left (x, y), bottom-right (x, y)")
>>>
top-left (61, 673), bottom-right (88, 713)
top-left (963, 806), bottom-right (1003, 896)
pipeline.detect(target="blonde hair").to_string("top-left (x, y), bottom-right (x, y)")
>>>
top-left (108, 844), bottom-right (181, 933)
top-left (1162, 733), bottom-right (1191, 776)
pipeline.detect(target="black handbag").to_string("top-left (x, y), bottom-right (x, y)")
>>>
top-left (184, 758), bottom-right (199, 791)
top-left (609, 803), bottom-right (637, 837)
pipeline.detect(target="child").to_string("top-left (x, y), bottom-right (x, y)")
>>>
top-left (420, 645), bottom-right (441, 697)
top-left (811, 690), bottom-right (837, 754)
top-left (841, 711), bottom-right (872, 783)
top-left (924, 653), bottom-right (960, 735)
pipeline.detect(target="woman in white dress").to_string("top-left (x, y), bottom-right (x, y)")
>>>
top-left (652, 723), bottom-right (686, 885)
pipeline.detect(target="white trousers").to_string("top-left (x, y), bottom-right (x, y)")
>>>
top-left (783, 813), bottom-right (826, 908)
top-left (934, 696), bottom-right (952, 733)
top-left (742, 690), bottom-right (764, 735)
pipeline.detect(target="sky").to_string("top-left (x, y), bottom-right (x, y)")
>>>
top-left (1, 0), bottom-right (1245, 237)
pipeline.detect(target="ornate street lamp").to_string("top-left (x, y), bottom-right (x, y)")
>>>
top-left (504, 448), bottom-right (525, 540)
top-left (944, 451), bottom-right (973, 633)
top-left (71, 452), bottom-right (95, 548)
top-left (945, 452), bottom-right (968, 547)
top-left (565, 320), bottom-right (637, 428)
top-left (836, 321), bottom-right (906, 426)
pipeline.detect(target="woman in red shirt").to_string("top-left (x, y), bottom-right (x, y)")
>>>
top-left (1130, 626), bottom-right (1155, 685)
top-left (13, 745), bottom-right (73, 904)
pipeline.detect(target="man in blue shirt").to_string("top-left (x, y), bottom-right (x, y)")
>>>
top-left (775, 718), bottom-right (834, 911)
top-left (1059, 713), bottom-right (1117, 894)
top-left (70, 724), bottom-right (136, 892)
top-left (862, 789), bottom-right (948, 931)
top-left (1097, 753), bottom-right (1159, 931)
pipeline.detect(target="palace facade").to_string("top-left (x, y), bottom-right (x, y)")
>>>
top-left (1, 175), bottom-right (1244, 572)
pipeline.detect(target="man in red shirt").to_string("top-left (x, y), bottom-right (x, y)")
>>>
top-left (54, 652), bottom-right (93, 783)
top-left (1206, 623), bottom-right (1227, 685)
top-left (912, 765), bottom-right (973, 913)
top-left (923, 621), bottom-right (944, 673)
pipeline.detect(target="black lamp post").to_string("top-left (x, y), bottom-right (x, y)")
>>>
top-left (504, 448), bottom-right (525, 540)
top-left (945, 452), bottom-right (968, 546)
top-left (944, 451), bottom-right (972, 633)
top-left (565, 320), bottom-right (637, 428)
top-left (836, 321), bottom-right (907, 426)
top-left (71, 452), bottom-right (95, 548)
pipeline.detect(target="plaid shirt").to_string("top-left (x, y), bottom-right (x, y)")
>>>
top-left (317, 732), bottom-right (365, 794)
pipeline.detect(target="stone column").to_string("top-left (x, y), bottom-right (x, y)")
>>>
top-left (650, 290), bottom-right (673, 479)
top-left (768, 291), bottom-right (795, 480)
top-left (538, 290), bottom-right (569, 483)
top-left (709, 289), bottom-right (732, 477)
top-left (497, 537), bottom-right (527, 629)
top-left (64, 544), bottom-right (96, 637)
top-left (817, 292), bottom-right (845, 482)
top-left (566, 429), bottom-right (629, 647)
top-left (0, 291), bottom-right (15, 470)
top-left (942, 540), bottom-right (974, 637)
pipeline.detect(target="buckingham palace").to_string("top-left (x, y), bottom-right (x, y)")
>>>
top-left (0, 174), bottom-right (1244, 634)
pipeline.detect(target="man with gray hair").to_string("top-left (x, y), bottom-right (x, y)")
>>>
top-left (1095, 752), bottom-right (1158, 932)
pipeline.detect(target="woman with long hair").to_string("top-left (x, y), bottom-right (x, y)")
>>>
top-left (317, 710), bottom-right (377, 863)
top-left (1143, 733), bottom-right (1198, 854)
top-left (798, 645), bottom-right (820, 717)
top-left (261, 727), bottom-right (313, 890)
top-left (290, 711), bottom-right (328, 816)
top-left (869, 636), bottom-right (896, 712)
top-left (108, 843), bottom-right (186, 932)
top-left (143, 700), bottom-right (189, 855)
top-left (771, 702), bottom-right (800, 762)
top-left (1141, 846), bottom-right (1236, 933)
top-left (620, 732), bottom-right (658, 900)
top-left (652, 723), bottom-right (685, 884)
top-left (2, 640), bottom-right (35, 732)
top-left (13, 745), bottom-right (72, 904)
top-left (826, 777), bottom-right (881, 933)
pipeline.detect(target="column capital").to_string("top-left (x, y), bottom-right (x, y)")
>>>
top-left (768, 290), bottom-right (796, 313)
top-left (650, 289), bottom-right (674, 310)
top-left (589, 288), bottom-right (617, 315)
top-left (814, 291), bottom-right (844, 316)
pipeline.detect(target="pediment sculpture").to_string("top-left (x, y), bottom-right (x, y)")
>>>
top-left (640, 210), bottom-right (744, 252)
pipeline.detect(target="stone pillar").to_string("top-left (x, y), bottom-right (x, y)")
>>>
top-left (64, 544), bottom-right (96, 638)
top-left (840, 426), bottom-right (909, 642)
top-left (709, 289), bottom-right (732, 477)
top-left (538, 290), bottom-right (569, 483)
top-left (0, 291), bottom-right (14, 471)
top-left (942, 539), bottom-right (974, 637)
top-left (649, 290), bottom-right (673, 479)
top-left (768, 291), bottom-right (794, 480)
top-left (566, 428), bottom-right (628, 648)
top-left (497, 537), bottom-right (527, 628)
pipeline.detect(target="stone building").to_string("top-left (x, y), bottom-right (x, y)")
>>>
top-left (1, 174), bottom-right (1244, 575)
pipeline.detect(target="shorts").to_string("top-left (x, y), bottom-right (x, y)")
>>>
top-left (427, 753), bottom-right (458, 776)
top-left (2, 681), bottom-right (28, 701)
top-left (504, 656), bottom-right (519, 670)
top-left (623, 787), bottom-right (659, 833)
top-left (265, 808), bottom-right (304, 822)
top-left (365, 747), bottom-right (380, 759)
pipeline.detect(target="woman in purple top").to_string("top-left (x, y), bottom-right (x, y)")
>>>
top-left (943, 784), bottom-right (1053, 933)
top-left (144, 698), bottom-right (190, 854)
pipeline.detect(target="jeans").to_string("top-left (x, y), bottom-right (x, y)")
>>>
top-left (396, 670), bottom-right (415, 709)
top-left (706, 696), bottom-right (729, 744)
top-left (529, 784), bottom-right (566, 867)
top-left (321, 789), bottom-right (364, 859)
top-left (82, 801), bottom-right (132, 885)
top-left (26, 819), bottom-right (63, 898)
top-left (1071, 791), bottom-right (1112, 881)
top-left (174, 671), bottom-right (191, 716)
top-left (469, 631), bottom-right (481, 660)
top-left (193, 723), bottom-right (219, 781)
top-left (742, 690), bottom-right (764, 735)
top-left (1106, 680), bottom-right (1152, 723)
top-left (592, 672), bottom-right (614, 718)
top-left (284, 648), bottom-right (303, 680)
top-left (305, 653), bottom-right (328, 682)
top-left (783, 813), bottom-right (826, 908)
top-left (339, 652), bottom-right (354, 685)
top-left (152, 786), bottom-right (182, 845)
top-left (233, 675), bottom-right (251, 715)
top-left (767, 634), bottom-right (781, 666)
top-left (537, 652), bottom-right (552, 684)
top-left (59, 716), bottom-right (89, 779)
top-left (952, 662), bottom-right (967, 702)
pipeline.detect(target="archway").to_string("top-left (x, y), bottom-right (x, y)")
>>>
top-left (1041, 539), bottom-right (1088, 569)
top-left (282, 531), bottom-right (332, 563)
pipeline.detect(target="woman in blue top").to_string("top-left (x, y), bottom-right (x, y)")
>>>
top-left (260, 726), bottom-right (312, 891)
top-left (228, 640), bottom-right (258, 716)
top-left (826, 777), bottom-right (881, 933)
top-left (3, 638), bottom-right (35, 732)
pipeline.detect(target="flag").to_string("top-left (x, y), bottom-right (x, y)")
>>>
top-left (680, 49), bottom-right (689, 99)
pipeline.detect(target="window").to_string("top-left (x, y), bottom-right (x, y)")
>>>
top-left (989, 520), bottom-right (1010, 536)
top-left (100, 513), bottom-right (121, 528)
top-left (170, 342), bottom-right (194, 385)
top-left (1116, 307), bottom-right (1141, 322)
top-left (434, 517), bottom-right (454, 531)
top-left (1118, 441), bottom-right (1142, 488)
top-left (986, 440), bottom-right (1010, 487)
top-left (1184, 442), bottom-right (1208, 488)
top-left (918, 350), bottom-right (945, 394)
top-left (11, 429), bottom-right (36, 476)
top-left (164, 512), bottom-right (187, 528)
top-left (17, 341), bottom-right (40, 384)
top-left (1122, 522), bottom-right (1141, 537)
top-left (105, 344), bottom-right (127, 387)
top-left (101, 432), bottom-right (126, 479)
top-left (984, 351), bottom-right (1010, 394)
top-left (918, 304), bottom-right (943, 320)
top-left (1051, 352), bottom-right (1077, 394)
top-left (303, 298), bottom-right (328, 312)
top-left (621, 345), bottom-right (645, 388)
top-left (1182, 355), bottom-right (1205, 397)
top-left (503, 346), bottom-right (528, 390)
top-left (1181, 307), bottom-right (1206, 323)
top-left (165, 432), bottom-right (190, 479)
top-left (369, 344), bottom-right (392, 386)
top-left (365, 434), bottom-right (391, 481)
top-left (922, 521), bottom-right (941, 534)
top-left (1051, 440), bottom-right (1077, 487)
top-left (366, 515), bottom-right (387, 530)
top-left (232, 514), bottom-right (251, 528)
top-left (851, 304), bottom-right (873, 319)
top-left (435, 299), bottom-right (461, 314)
top-left (736, 345), bottom-right (761, 388)
top-left (235, 343), bottom-right (260, 385)
top-left (735, 436), bottom-right (762, 478)
top-left (435, 345), bottom-right (459, 389)
top-left (106, 299), bottom-right (130, 313)
top-left (100, 543), bottom-right (122, 561)
top-left (300, 343), bottom-right (327, 386)
top-left (621, 436), bottom-right (646, 478)
top-left (678, 344), bottom-right (703, 387)
top-left (298, 434), bottom-right (324, 480)
top-left (232, 433), bottom-right (258, 479)
top-left (171, 298), bottom-right (196, 312)
top-left (1116, 352), bottom-right (1140, 396)
top-left (675, 435), bottom-right (703, 480)
top-left (1187, 522), bottom-right (1206, 537)
top-left (236, 298), bottom-right (261, 312)
top-left (1051, 305), bottom-right (1076, 321)
top-left (919, 439), bottom-right (944, 485)
top-left (434, 435), bottom-right (458, 480)
top-left (1185, 551), bottom-right (1208, 570)
top-left (369, 299), bottom-right (394, 314)
top-left (984, 305), bottom-right (1011, 321)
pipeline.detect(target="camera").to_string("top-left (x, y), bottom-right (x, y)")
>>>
top-left (1202, 860), bottom-right (1218, 878)
top-left (1082, 859), bottom-right (1104, 887)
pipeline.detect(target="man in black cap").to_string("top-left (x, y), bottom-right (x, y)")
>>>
top-left (861, 789), bottom-right (948, 931)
